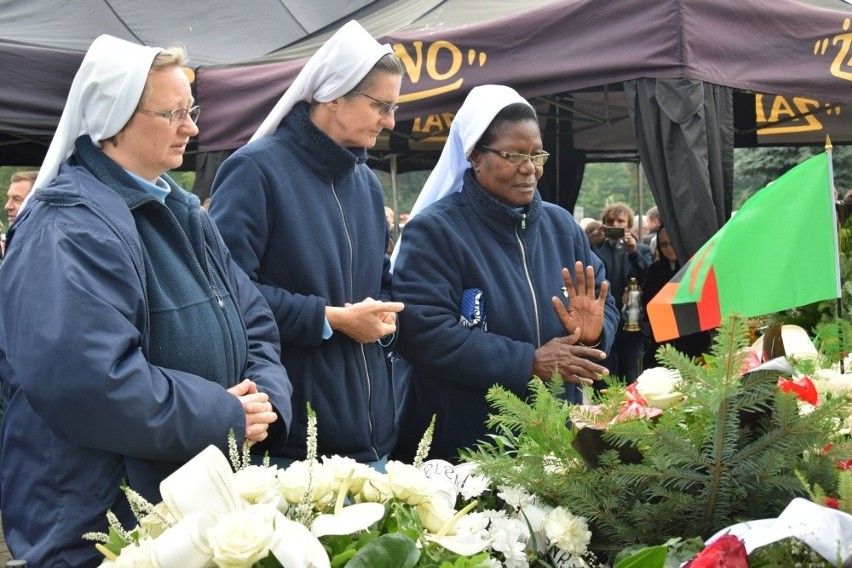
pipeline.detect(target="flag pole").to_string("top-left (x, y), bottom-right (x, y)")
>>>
top-left (827, 135), bottom-right (845, 373)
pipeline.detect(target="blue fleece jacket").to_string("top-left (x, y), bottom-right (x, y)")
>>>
top-left (210, 102), bottom-right (396, 462)
top-left (391, 170), bottom-right (618, 462)
top-left (0, 137), bottom-right (292, 566)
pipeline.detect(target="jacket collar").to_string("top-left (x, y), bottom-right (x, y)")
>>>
top-left (274, 101), bottom-right (368, 183)
top-left (462, 168), bottom-right (542, 227)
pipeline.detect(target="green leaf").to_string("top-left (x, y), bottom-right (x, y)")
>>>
top-left (614, 545), bottom-right (668, 568)
top-left (345, 533), bottom-right (420, 568)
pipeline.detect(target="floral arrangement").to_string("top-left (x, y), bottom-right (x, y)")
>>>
top-left (85, 411), bottom-right (599, 567)
top-left (86, 316), bottom-right (852, 567)
top-left (464, 315), bottom-right (852, 565)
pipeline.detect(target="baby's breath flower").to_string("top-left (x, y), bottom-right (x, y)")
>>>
top-left (413, 415), bottom-right (436, 468)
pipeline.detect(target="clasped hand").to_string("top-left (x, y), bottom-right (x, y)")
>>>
top-left (228, 378), bottom-right (277, 444)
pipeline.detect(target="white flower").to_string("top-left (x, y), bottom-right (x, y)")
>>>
top-left (457, 511), bottom-right (492, 539)
top-left (635, 367), bottom-right (684, 409)
top-left (426, 510), bottom-right (492, 557)
top-left (541, 506), bottom-right (591, 555)
top-left (497, 486), bottom-right (535, 510)
top-left (460, 471), bottom-right (491, 500)
top-left (355, 469), bottom-right (392, 503)
top-left (207, 507), bottom-right (275, 567)
top-left (276, 460), bottom-right (336, 510)
top-left (102, 537), bottom-right (157, 567)
top-left (311, 502), bottom-right (386, 537)
top-left (233, 465), bottom-right (280, 504)
top-left (518, 501), bottom-right (553, 554)
top-left (137, 502), bottom-right (174, 539)
top-left (416, 496), bottom-right (457, 533)
top-left (489, 518), bottom-right (530, 568)
top-left (385, 460), bottom-right (434, 505)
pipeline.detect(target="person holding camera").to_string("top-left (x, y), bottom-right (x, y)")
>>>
top-left (591, 202), bottom-right (652, 386)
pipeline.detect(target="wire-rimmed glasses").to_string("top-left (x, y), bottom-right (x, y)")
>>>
top-left (479, 145), bottom-right (549, 167)
top-left (136, 105), bottom-right (201, 125)
top-left (357, 92), bottom-right (399, 116)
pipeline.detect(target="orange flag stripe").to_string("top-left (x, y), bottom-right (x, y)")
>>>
top-left (647, 282), bottom-right (680, 341)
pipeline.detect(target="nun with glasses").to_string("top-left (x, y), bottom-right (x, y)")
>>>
top-left (390, 85), bottom-right (619, 463)
top-left (0, 35), bottom-right (292, 565)
top-left (210, 21), bottom-right (405, 470)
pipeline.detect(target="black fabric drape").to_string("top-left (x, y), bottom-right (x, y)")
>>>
top-left (624, 78), bottom-right (734, 261)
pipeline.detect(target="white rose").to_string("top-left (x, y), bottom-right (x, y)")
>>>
top-left (322, 455), bottom-right (378, 498)
top-left (541, 506), bottom-right (591, 555)
top-left (137, 502), bottom-right (174, 539)
top-left (276, 461), bottom-right (336, 510)
top-left (385, 461), bottom-right (433, 505)
top-left (416, 496), bottom-right (456, 533)
top-left (233, 465), bottom-right (280, 504)
top-left (110, 537), bottom-right (158, 567)
top-left (635, 367), bottom-right (684, 409)
top-left (355, 470), bottom-right (392, 503)
top-left (207, 508), bottom-right (275, 567)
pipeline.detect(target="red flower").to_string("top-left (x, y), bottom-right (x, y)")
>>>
top-left (740, 348), bottom-right (763, 375)
top-left (824, 496), bottom-right (841, 509)
top-left (777, 376), bottom-right (819, 406)
top-left (836, 458), bottom-right (852, 471)
top-left (685, 534), bottom-right (749, 568)
top-left (616, 383), bottom-right (663, 421)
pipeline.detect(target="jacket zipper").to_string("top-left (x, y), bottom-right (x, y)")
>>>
top-left (330, 179), bottom-right (379, 461)
top-left (515, 217), bottom-right (541, 348)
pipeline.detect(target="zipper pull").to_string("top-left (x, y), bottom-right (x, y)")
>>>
top-left (521, 213), bottom-right (527, 230)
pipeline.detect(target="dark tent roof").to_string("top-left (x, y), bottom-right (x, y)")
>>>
top-left (195, 0), bottom-right (852, 155)
top-left (0, 0), bottom-right (377, 66)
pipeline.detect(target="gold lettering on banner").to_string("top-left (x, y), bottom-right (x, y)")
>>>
top-left (815, 18), bottom-right (852, 80)
top-left (755, 93), bottom-right (842, 136)
top-left (393, 41), bottom-right (488, 103)
top-left (412, 113), bottom-right (454, 137)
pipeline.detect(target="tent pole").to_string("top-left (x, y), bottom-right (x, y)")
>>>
top-left (636, 161), bottom-right (643, 237)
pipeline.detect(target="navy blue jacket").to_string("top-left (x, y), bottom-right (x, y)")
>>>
top-left (0, 138), bottom-right (292, 566)
top-left (391, 170), bottom-right (618, 462)
top-left (210, 102), bottom-right (396, 462)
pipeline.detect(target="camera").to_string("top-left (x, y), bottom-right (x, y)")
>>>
top-left (604, 227), bottom-right (625, 239)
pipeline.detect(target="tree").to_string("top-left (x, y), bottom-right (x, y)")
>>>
top-left (735, 145), bottom-right (852, 208)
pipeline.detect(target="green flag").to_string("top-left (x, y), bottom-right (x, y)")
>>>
top-left (648, 151), bottom-right (841, 341)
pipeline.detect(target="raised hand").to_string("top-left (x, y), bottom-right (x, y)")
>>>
top-left (552, 261), bottom-right (609, 346)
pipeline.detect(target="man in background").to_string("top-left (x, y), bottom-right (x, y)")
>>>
top-left (641, 205), bottom-right (661, 245)
top-left (5, 170), bottom-right (37, 227)
top-left (592, 202), bottom-right (651, 386)
top-left (2, 170), bottom-right (37, 257)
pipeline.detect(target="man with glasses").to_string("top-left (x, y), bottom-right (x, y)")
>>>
top-left (210, 21), bottom-right (405, 470)
top-left (591, 202), bottom-right (652, 386)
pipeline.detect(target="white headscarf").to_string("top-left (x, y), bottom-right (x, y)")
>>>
top-left (30, 35), bottom-right (163, 199)
top-left (390, 85), bottom-right (531, 268)
top-left (250, 20), bottom-right (392, 142)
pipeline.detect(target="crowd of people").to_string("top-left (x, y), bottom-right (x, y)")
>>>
top-left (0, 21), bottom-right (708, 566)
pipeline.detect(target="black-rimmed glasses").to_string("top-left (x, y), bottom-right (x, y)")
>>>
top-left (136, 105), bottom-right (201, 125)
top-left (479, 145), bottom-right (550, 167)
top-left (357, 92), bottom-right (399, 116)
